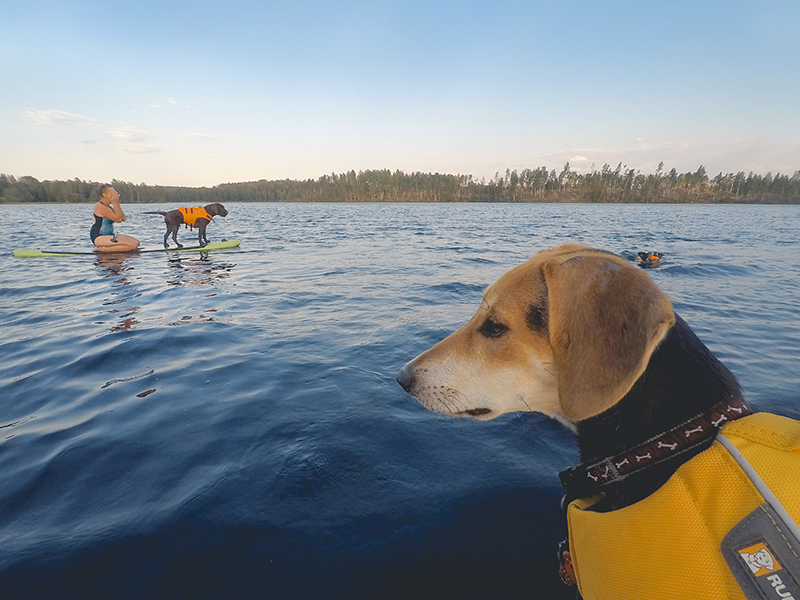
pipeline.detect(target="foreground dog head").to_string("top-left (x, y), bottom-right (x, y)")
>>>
top-left (397, 244), bottom-right (675, 425)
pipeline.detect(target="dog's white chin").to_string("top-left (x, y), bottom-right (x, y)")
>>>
top-left (450, 399), bottom-right (576, 431)
top-left (419, 393), bottom-right (572, 429)
top-left (399, 347), bottom-right (575, 426)
top-left (411, 367), bottom-right (567, 425)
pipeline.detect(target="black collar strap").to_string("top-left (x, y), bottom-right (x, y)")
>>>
top-left (559, 397), bottom-right (752, 505)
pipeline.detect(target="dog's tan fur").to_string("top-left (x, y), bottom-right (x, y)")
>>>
top-left (399, 244), bottom-right (675, 424)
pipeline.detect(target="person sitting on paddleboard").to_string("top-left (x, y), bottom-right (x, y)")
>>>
top-left (91, 185), bottom-right (140, 252)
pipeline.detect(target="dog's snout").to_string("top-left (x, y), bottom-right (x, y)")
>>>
top-left (396, 362), bottom-right (415, 392)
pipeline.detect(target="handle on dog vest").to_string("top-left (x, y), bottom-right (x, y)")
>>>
top-left (718, 434), bottom-right (800, 546)
top-left (718, 434), bottom-right (800, 600)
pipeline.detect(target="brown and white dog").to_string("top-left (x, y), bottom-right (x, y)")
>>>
top-left (396, 244), bottom-right (749, 561)
top-left (398, 243), bottom-right (684, 431)
top-left (146, 203), bottom-right (228, 248)
top-left (396, 243), bottom-right (800, 599)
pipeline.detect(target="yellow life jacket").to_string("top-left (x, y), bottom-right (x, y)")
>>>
top-left (566, 413), bottom-right (800, 600)
top-left (179, 207), bottom-right (213, 227)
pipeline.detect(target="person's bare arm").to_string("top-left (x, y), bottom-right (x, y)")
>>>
top-left (95, 201), bottom-right (126, 222)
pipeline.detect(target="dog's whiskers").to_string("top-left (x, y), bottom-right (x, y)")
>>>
top-left (430, 388), bottom-right (457, 413)
top-left (432, 386), bottom-right (471, 415)
top-left (513, 395), bottom-right (533, 421)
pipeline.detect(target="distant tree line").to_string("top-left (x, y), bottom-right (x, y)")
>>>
top-left (2, 163), bottom-right (799, 204)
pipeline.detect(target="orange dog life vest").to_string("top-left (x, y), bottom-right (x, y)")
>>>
top-left (179, 207), bottom-right (213, 228)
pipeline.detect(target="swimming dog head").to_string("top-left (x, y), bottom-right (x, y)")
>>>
top-left (397, 244), bottom-right (675, 424)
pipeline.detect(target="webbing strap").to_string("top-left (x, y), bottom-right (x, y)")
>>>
top-left (718, 433), bottom-right (800, 546)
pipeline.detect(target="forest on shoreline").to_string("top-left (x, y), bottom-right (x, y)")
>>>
top-left (2, 163), bottom-right (799, 205)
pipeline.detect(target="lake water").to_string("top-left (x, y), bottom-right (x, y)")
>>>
top-left (1, 202), bottom-right (799, 599)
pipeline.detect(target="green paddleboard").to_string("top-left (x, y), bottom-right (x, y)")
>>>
top-left (13, 239), bottom-right (241, 257)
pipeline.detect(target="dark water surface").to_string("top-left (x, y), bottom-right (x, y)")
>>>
top-left (1, 202), bottom-right (799, 599)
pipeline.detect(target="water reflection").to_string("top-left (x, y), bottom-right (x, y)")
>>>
top-left (166, 253), bottom-right (236, 288)
top-left (95, 253), bottom-right (134, 283)
top-left (91, 252), bottom-right (236, 331)
top-left (93, 254), bottom-right (141, 331)
top-left (164, 254), bottom-right (236, 326)
top-left (108, 306), bottom-right (141, 332)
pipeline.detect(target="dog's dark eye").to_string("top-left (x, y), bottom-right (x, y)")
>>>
top-left (479, 318), bottom-right (508, 338)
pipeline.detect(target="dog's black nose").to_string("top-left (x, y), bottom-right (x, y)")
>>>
top-left (396, 363), bottom-right (415, 392)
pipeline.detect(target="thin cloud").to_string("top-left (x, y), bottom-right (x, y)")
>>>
top-left (110, 126), bottom-right (154, 142)
top-left (24, 108), bottom-right (99, 127)
top-left (180, 132), bottom-right (217, 140)
top-left (110, 126), bottom-right (162, 153)
top-left (117, 144), bottom-right (163, 154)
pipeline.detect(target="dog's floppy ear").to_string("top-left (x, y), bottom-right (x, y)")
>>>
top-left (544, 254), bottom-right (675, 422)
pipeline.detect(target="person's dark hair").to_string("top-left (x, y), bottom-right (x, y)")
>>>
top-left (98, 184), bottom-right (113, 197)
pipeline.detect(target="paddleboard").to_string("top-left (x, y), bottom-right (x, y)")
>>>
top-left (13, 239), bottom-right (241, 257)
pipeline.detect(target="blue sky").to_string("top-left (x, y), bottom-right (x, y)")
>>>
top-left (2, 0), bottom-right (798, 187)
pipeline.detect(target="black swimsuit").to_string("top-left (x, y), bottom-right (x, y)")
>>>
top-left (90, 214), bottom-right (115, 242)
